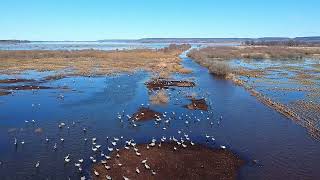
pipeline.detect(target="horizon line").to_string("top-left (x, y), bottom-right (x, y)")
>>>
top-left (1, 36), bottom-right (320, 42)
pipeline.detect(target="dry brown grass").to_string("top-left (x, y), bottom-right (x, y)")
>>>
top-left (206, 61), bottom-right (232, 76)
top-left (150, 90), bottom-right (169, 105)
top-left (187, 45), bottom-right (320, 78)
top-left (0, 44), bottom-right (191, 76)
top-left (188, 46), bottom-right (320, 61)
top-left (290, 72), bottom-right (318, 85)
top-left (289, 100), bottom-right (320, 139)
top-left (236, 68), bottom-right (266, 78)
top-left (187, 53), bottom-right (232, 76)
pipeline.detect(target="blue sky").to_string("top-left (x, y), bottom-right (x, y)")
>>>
top-left (1, 0), bottom-right (319, 40)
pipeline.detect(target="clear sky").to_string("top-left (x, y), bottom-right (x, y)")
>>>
top-left (1, 0), bottom-right (319, 41)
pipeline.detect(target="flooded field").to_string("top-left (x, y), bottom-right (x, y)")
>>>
top-left (0, 41), bottom-right (169, 51)
top-left (231, 58), bottom-right (320, 139)
top-left (188, 46), bottom-right (320, 140)
top-left (1, 44), bottom-right (320, 180)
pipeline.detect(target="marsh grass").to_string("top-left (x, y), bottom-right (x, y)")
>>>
top-left (0, 44), bottom-right (191, 76)
top-left (188, 46), bottom-right (320, 61)
top-left (187, 45), bottom-right (320, 77)
top-left (187, 49), bottom-right (232, 76)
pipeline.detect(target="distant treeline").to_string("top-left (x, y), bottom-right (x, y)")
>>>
top-left (138, 37), bottom-right (320, 45)
top-left (137, 38), bottom-right (247, 43)
top-left (0, 40), bottom-right (30, 44)
top-left (2, 37), bottom-right (320, 45)
top-left (161, 44), bottom-right (191, 52)
top-left (243, 40), bottom-right (320, 47)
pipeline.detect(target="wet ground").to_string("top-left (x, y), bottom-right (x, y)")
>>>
top-left (230, 58), bottom-right (320, 139)
top-left (0, 46), bottom-right (320, 180)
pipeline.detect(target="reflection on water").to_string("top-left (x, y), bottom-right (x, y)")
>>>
top-left (0, 49), bottom-right (320, 180)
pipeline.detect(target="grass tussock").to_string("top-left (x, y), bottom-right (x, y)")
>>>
top-left (206, 61), bottom-right (231, 76)
top-left (0, 44), bottom-right (191, 76)
top-left (149, 90), bottom-right (169, 105)
top-left (187, 49), bottom-right (232, 76)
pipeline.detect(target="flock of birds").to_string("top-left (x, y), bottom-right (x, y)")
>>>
top-left (1, 71), bottom-right (228, 180)
top-left (4, 105), bottom-right (227, 180)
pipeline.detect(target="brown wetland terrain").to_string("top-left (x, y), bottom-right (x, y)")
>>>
top-left (0, 44), bottom-right (191, 77)
top-left (1, 42), bottom-right (320, 180)
top-left (1, 1), bottom-right (320, 179)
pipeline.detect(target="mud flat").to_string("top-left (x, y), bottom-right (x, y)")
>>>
top-left (185, 98), bottom-right (208, 111)
top-left (92, 143), bottom-right (244, 180)
top-left (131, 107), bottom-right (161, 121)
top-left (0, 78), bottom-right (36, 83)
top-left (0, 85), bottom-right (53, 90)
top-left (146, 79), bottom-right (195, 90)
top-left (0, 78), bottom-right (68, 96)
top-left (0, 91), bottom-right (11, 96)
top-left (42, 74), bottom-right (69, 81)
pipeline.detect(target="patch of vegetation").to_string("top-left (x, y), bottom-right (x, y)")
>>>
top-left (150, 90), bottom-right (169, 105)
top-left (0, 44), bottom-right (191, 76)
top-left (187, 48), bottom-right (233, 76)
top-left (188, 46), bottom-right (320, 61)
top-left (243, 39), bottom-right (320, 47)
